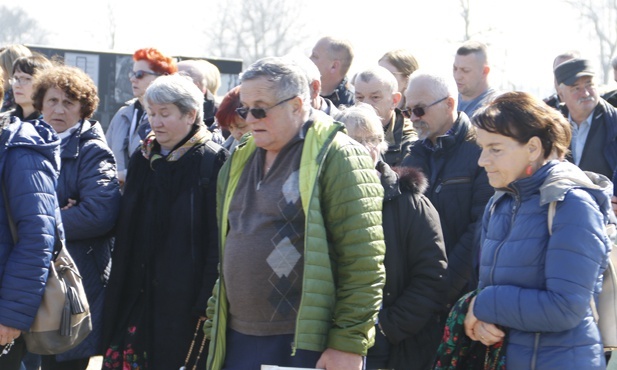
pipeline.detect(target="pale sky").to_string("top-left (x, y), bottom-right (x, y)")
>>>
top-left (4, 0), bottom-right (615, 98)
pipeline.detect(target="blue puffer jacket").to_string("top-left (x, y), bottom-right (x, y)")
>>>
top-left (55, 120), bottom-right (121, 361)
top-left (0, 116), bottom-right (61, 332)
top-left (474, 160), bottom-right (611, 369)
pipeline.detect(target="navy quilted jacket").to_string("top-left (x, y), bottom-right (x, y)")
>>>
top-left (55, 120), bottom-right (121, 360)
top-left (0, 117), bottom-right (61, 332)
top-left (474, 161), bottom-right (611, 369)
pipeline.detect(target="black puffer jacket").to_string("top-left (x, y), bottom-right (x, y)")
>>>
top-left (369, 162), bottom-right (448, 370)
top-left (401, 113), bottom-right (493, 306)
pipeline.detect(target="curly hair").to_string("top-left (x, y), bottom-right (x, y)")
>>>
top-left (32, 65), bottom-right (99, 119)
top-left (133, 48), bottom-right (178, 75)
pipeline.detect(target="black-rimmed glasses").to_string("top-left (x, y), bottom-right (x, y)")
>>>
top-left (128, 70), bottom-right (162, 80)
top-left (236, 96), bottom-right (296, 119)
top-left (401, 96), bottom-right (449, 118)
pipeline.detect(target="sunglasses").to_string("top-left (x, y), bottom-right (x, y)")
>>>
top-left (236, 96), bottom-right (296, 120)
top-left (401, 96), bottom-right (449, 118)
top-left (128, 70), bottom-right (162, 80)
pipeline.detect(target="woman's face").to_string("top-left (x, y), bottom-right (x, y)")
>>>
top-left (228, 116), bottom-right (250, 141)
top-left (347, 126), bottom-right (383, 165)
top-left (41, 87), bottom-right (83, 133)
top-left (147, 102), bottom-right (195, 151)
top-left (476, 128), bottom-right (533, 189)
top-left (11, 70), bottom-right (34, 107)
top-left (130, 60), bottom-right (160, 99)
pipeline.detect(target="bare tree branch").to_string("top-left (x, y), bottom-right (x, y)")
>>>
top-left (0, 6), bottom-right (48, 45)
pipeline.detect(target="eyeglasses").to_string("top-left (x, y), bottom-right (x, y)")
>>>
top-left (353, 135), bottom-right (383, 147)
top-left (9, 76), bottom-right (33, 86)
top-left (401, 96), bottom-right (449, 118)
top-left (236, 96), bottom-right (296, 119)
top-left (128, 70), bottom-right (162, 80)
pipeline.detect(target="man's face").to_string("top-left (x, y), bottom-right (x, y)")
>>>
top-left (239, 77), bottom-right (303, 153)
top-left (310, 40), bottom-right (333, 85)
top-left (404, 79), bottom-right (453, 144)
top-left (453, 53), bottom-right (486, 99)
top-left (354, 78), bottom-right (398, 127)
top-left (559, 75), bottom-right (598, 119)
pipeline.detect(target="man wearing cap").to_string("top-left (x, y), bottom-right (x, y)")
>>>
top-left (554, 58), bottom-right (617, 178)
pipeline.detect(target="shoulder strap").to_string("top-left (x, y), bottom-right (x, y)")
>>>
top-left (199, 139), bottom-right (228, 189)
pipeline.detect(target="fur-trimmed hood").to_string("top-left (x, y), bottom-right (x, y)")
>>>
top-left (377, 160), bottom-right (428, 201)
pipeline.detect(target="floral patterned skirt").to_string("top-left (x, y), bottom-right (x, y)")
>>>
top-left (433, 290), bottom-right (507, 370)
top-left (102, 299), bottom-right (149, 369)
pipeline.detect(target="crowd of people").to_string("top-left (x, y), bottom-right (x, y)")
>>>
top-left (0, 36), bottom-right (615, 370)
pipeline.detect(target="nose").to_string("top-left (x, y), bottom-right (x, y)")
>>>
top-left (477, 149), bottom-right (488, 168)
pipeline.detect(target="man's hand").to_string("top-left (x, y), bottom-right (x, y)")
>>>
top-left (0, 324), bottom-right (20, 346)
top-left (316, 348), bottom-right (363, 370)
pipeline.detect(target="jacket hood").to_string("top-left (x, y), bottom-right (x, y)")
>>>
top-left (1, 117), bottom-right (61, 173)
top-left (538, 160), bottom-right (614, 225)
top-left (539, 160), bottom-right (613, 205)
top-left (377, 161), bottom-right (428, 201)
top-left (61, 120), bottom-right (106, 159)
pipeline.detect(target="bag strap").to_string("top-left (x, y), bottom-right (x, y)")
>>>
top-left (1, 180), bottom-right (62, 260)
top-left (546, 200), bottom-right (601, 322)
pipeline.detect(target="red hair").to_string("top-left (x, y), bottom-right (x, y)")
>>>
top-left (215, 85), bottom-right (242, 130)
top-left (133, 47), bottom-right (177, 75)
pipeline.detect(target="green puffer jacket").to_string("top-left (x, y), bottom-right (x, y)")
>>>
top-left (204, 114), bottom-right (386, 370)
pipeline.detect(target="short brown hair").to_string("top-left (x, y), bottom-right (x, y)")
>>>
top-left (472, 91), bottom-right (571, 159)
top-left (32, 65), bottom-right (99, 119)
top-left (379, 49), bottom-right (419, 77)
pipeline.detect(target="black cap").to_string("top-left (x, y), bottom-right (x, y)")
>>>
top-left (554, 58), bottom-right (595, 86)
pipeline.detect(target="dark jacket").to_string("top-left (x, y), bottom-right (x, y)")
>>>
top-left (203, 90), bottom-right (219, 123)
top-left (401, 112), bottom-right (493, 306)
top-left (383, 110), bottom-right (417, 167)
top-left (321, 76), bottom-right (355, 108)
top-left (475, 161), bottom-right (610, 369)
top-left (567, 98), bottom-right (617, 179)
top-left (55, 120), bottom-right (121, 361)
top-left (0, 116), bottom-right (61, 332)
top-left (102, 127), bottom-right (227, 369)
top-left (370, 163), bottom-right (448, 370)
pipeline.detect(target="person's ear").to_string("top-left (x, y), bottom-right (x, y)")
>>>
top-left (331, 59), bottom-right (341, 73)
top-left (310, 80), bottom-right (321, 99)
top-left (527, 136), bottom-right (543, 162)
top-left (186, 109), bottom-right (197, 125)
top-left (392, 92), bottom-right (402, 108)
top-left (483, 65), bottom-right (491, 77)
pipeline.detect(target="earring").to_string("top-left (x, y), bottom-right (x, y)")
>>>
top-left (525, 164), bottom-right (533, 176)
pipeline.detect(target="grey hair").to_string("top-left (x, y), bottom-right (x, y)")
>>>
top-left (145, 74), bottom-right (205, 124)
top-left (240, 57), bottom-right (311, 108)
top-left (336, 103), bottom-right (388, 153)
top-left (355, 66), bottom-right (398, 95)
top-left (407, 69), bottom-right (458, 105)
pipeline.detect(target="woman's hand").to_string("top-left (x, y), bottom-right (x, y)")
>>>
top-left (464, 296), bottom-right (505, 346)
top-left (61, 198), bottom-right (77, 210)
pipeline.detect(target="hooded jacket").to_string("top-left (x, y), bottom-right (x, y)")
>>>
top-left (475, 160), bottom-right (611, 369)
top-left (373, 162), bottom-right (448, 370)
top-left (0, 116), bottom-right (61, 331)
top-left (55, 120), bottom-right (121, 360)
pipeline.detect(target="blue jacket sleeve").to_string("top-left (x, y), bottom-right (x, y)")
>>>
top-left (474, 190), bottom-right (609, 332)
top-left (0, 147), bottom-right (59, 331)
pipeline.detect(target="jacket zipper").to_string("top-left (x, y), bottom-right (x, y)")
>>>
top-left (434, 177), bottom-right (471, 193)
top-left (530, 332), bottom-right (540, 370)
top-left (489, 195), bottom-right (520, 285)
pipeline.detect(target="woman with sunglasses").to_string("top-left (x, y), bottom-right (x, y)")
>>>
top-left (9, 54), bottom-right (53, 121)
top-left (105, 47), bottom-right (177, 188)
